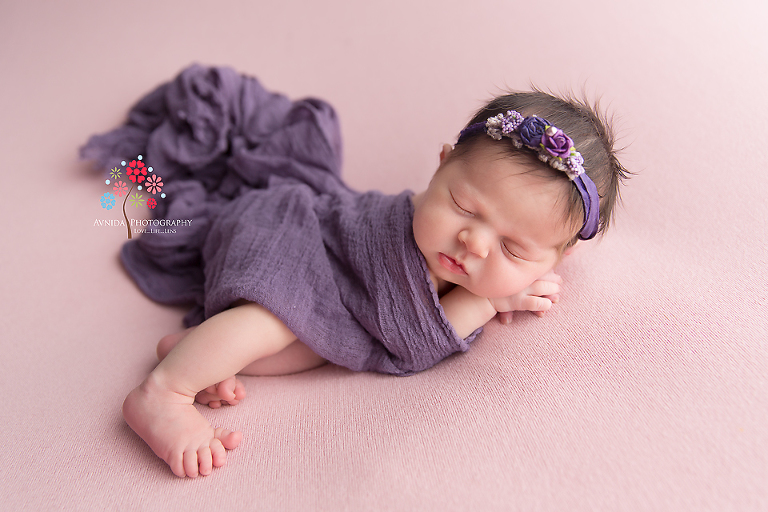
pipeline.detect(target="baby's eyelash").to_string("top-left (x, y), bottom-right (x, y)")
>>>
top-left (502, 242), bottom-right (521, 259)
top-left (450, 192), bottom-right (472, 215)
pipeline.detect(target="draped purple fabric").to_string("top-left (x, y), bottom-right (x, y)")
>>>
top-left (81, 64), bottom-right (478, 375)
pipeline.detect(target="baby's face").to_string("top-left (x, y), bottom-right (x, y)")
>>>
top-left (412, 141), bottom-right (574, 299)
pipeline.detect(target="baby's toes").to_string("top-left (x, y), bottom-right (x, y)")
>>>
top-left (232, 378), bottom-right (246, 403)
top-left (216, 377), bottom-right (238, 403)
top-left (195, 388), bottom-right (223, 408)
top-left (168, 451), bottom-right (186, 478)
top-left (198, 445), bottom-right (213, 476)
top-left (210, 438), bottom-right (227, 468)
top-left (183, 449), bottom-right (200, 478)
top-left (214, 427), bottom-right (242, 451)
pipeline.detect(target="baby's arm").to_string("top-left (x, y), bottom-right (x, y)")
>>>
top-left (440, 270), bottom-right (562, 338)
top-left (439, 286), bottom-right (498, 338)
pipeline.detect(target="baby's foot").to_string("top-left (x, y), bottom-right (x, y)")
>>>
top-left (195, 376), bottom-right (246, 409)
top-left (123, 374), bottom-right (242, 478)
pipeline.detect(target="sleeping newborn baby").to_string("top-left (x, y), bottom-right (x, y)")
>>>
top-left (81, 65), bottom-right (627, 477)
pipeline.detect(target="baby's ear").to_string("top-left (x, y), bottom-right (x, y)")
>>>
top-left (439, 143), bottom-right (453, 164)
top-left (562, 243), bottom-right (578, 257)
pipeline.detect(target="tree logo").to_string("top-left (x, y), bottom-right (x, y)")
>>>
top-left (99, 155), bottom-right (165, 239)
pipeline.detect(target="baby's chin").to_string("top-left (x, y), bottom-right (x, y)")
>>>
top-left (426, 267), bottom-right (458, 296)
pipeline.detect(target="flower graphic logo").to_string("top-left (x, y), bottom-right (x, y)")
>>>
top-left (145, 174), bottom-right (163, 195)
top-left (100, 154), bottom-right (167, 239)
top-left (129, 193), bottom-right (145, 208)
top-left (113, 181), bottom-right (129, 197)
top-left (126, 159), bottom-right (147, 184)
top-left (100, 193), bottom-right (116, 210)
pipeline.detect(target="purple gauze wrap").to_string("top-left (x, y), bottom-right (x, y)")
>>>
top-left (80, 64), bottom-right (479, 376)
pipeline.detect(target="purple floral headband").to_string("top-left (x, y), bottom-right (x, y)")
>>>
top-left (458, 110), bottom-right (600, 240)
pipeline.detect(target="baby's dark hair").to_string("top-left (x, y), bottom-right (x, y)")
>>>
top-left (454, 90), bottom-right (629, 248)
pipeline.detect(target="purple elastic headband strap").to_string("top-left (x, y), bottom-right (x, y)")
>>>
top-left (573, 174), bottom-right (599, 240)
top-left (458, 123), bottom-right (486, 140)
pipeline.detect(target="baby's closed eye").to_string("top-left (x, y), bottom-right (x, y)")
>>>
top-left (501, 242), bottom-right (522, 259)
top-left (450, 191), bottom-right (473, 216)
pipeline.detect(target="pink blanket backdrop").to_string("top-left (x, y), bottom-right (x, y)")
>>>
top-left (1, 1), bottom-right (766, 510)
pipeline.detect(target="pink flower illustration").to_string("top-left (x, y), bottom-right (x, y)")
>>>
top-left (147, 198), bottom-right (157, 209)
top-left (113, 180), bottom-right (129, 197)
top-left (145, 174), bottom-right (164, 195)
top-left (126, 159), bottom-right (147, 184)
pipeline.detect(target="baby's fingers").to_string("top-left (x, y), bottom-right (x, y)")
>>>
top-left (522, 296), bottom-right (552, 313)
top-left (528, 280), bottom-right (560, 298)
top-left (498, 311), bottom-right (514, 325)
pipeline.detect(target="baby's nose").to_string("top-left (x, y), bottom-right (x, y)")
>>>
top-left (458, 228), bottom-right (490, 259)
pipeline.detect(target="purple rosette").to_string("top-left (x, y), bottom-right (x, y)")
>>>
top-left (518, 116), bottom-right (549, 148)
top-left (541, 126), bottom-right (574, 158)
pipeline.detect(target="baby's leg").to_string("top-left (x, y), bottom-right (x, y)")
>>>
top-left (123, 302), bottom-right (298, 477)
top-left (157, 327), bottom-right (327, 407)
top-left (160, 328), bottom-right (326, 376)
top-left (157, 328), bottom-right (245, 408)
top-left (239, 339), bottom-right (327, 376)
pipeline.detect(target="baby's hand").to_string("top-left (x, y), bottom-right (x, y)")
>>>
top-left (490, 270), bottom-right (562, 324)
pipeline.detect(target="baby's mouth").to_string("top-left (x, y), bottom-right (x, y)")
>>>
top-left (438, 253), bottom-right (467, 275)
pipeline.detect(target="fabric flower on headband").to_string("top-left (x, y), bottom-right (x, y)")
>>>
top-left (518, 116), bottom-right (548, 148)
top-left (541, 126), bottom-right (573, 158)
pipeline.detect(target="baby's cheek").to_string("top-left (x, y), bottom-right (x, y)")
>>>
top-left (416, 208), bottom-right (444, 244)
top-left (481, 271), bottom-right (527, 299)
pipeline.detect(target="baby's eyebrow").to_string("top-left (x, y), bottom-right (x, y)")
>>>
top-left (452, 181), bottom-right (482, 206)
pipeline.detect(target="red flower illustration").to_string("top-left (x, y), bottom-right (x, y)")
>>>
top-left (126, 159), bottom-right (147, 184)
top-left (147, 198), bottom-right (157, 209)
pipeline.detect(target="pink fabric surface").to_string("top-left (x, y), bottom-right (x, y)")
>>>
top-left (1, 1), bottom-right (766, 510)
